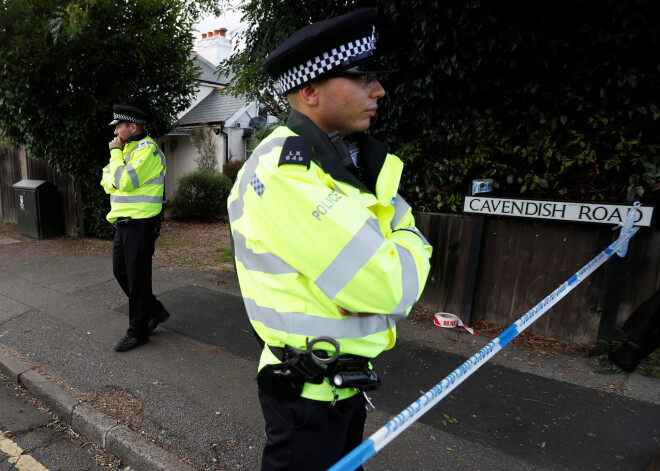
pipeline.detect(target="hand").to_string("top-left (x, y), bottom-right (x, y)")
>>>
top-left (109, 136), bottom-right (124, 150)
top-left (338, 307), bottom-right (376, 318)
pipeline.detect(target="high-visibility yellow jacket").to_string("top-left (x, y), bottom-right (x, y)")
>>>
top-left (100, 134), bottom-right (166, 222)
top-left (228, 110), bottom-right (432, 401)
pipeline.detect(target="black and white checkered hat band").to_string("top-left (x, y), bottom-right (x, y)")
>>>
top-left (113, 113), bottom-right (146, 124)
top-left (277, 35), bottom-right (374, 93)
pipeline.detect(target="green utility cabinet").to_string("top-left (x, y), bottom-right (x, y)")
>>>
top-left (12, 179), bottom-right (62, 239)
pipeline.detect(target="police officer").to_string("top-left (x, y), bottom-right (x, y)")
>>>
top-left (228, 9), bottom-right (432, 470)
top-left (101, 105), bottom-right (170, 352)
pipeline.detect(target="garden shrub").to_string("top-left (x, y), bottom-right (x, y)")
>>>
top-left (222, 159), bottom-right (246, 184)
top-left (372, 0), bottom-right (660, 212)
top-left (169, 169), bottom-right (232, 221)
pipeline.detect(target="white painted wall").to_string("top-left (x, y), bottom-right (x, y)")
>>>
top-left (159, 116), bottom-right (255, 199)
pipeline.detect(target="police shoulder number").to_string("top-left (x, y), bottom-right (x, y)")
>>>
top-left (279, 136), bottom-right (313, 169)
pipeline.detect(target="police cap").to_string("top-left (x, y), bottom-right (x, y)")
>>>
top-left (262, 8), bottom-right (394, 96)
top-left (109, 105), bottom-right (148, 126)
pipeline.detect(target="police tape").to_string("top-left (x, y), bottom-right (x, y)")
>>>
top-left (328, 203), bottom-right (642, 471)
top-left (433, 312), bottom-right (476, 335)
top-left (472, 178), bottom-right (493, 195)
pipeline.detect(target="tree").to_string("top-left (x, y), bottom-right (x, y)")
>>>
top-left (0, 0), bottom-right (221, 237)
top-left (220, 0), bottom-right (660, 211)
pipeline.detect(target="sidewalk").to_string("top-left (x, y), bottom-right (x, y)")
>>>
top-left (0, 224), bottom-right (658, 471)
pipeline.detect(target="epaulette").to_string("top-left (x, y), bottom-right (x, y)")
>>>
top-left (278, 136), bottom-right (313, 169)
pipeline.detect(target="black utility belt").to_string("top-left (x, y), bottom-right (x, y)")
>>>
top-left (113, 214), bottom-right (161, 227)
top-left (258, 337), bottom-right (381, 402)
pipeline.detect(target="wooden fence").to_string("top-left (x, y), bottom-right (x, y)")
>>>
top-left (415, 212), bottom-right (659, 344)
top-left (0, 145), bottom-right (80, 235)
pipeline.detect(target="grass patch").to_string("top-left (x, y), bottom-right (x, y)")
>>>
top-left (174, 256), bottom-right (195, 266)
top-left (215, 247), bottom-right (233, 263)
top-left (589, 328), bottom-right (660, 378)
top-left (639, 350), bottom-right (660, 379)
top-left (156, 239), bottom-right (184, 248)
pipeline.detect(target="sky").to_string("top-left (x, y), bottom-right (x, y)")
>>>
top-left (194, 10), bottom-right (245, 42)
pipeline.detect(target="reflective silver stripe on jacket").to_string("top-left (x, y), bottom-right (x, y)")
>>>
top-left (228, 137), bottom-right (287, 222)
top-left (143, 174), bottom-right (165, 186)
top-left (124, 145), bottom-right (140, 164)
top-left (388, 244), bottom-right (419, 318)
top-left (233, 231), bottom-right (298, 275)
top-left (110, 195), bottom-right (163, 204)
top-left (113, 166), bottom-right (123, 187)
top-left (125, 165), bottom-right (140, 189)
top-left (391, 194), bottom-right (411, 230)
top-left (244, 298), bottom-right (390, 339)
top-left (315, 218), bottom-right (383, 300)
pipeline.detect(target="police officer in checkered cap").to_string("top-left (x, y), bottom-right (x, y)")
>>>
top-left (101, 104), bottom-right (170, 353)
top-left (231, 8), bottom-right (432, 471)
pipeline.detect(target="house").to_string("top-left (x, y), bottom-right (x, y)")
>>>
top-left (159, 28), bottom-right (262, 200)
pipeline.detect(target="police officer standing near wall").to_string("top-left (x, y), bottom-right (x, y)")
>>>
top-left (101, 105), bottom-right (170, 352)
top-left (228, 9), bottom-right (432, 470)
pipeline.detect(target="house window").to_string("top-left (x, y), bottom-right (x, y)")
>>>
top-left (244, 137), bottom-right (253, 160)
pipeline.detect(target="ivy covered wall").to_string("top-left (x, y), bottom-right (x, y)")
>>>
top-left (370, 0), bottom-right (659, 212)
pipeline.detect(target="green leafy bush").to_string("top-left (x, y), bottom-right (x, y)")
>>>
top-left (169, 169), bottom-right (232, 221)
top-left (377, 0), bottom-right (660, 211)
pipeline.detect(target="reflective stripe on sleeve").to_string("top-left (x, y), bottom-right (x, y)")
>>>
top-left (143, 174), bottom-right (165, 186)
top-left (124, 144), bottom-right (142, 163)
top-left (125, 164), bottom-right (140, 189)
top-left (233, 231), bottom-right (299, 275)
top-left (244, 298), bottom-right (390, 339)
top-left (113, 167), bottom-right (123, 188)
top-left (315, 218), bottom-right (383, 300)
top-left (397, 227), bottom-right (431, 246)
top-left (228, 137), bottom-right (287, 222)
top-left (391, 194), bottom-right (411, 230)
top-left (388, 243), bottom-right (420, 318)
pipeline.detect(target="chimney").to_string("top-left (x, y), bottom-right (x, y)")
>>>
top-left (195, 26), bottom-right (233, 66)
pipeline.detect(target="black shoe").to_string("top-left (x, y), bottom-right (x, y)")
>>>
top-left (148, 309), bottom-right (170, 332)
top-left (113, 335), bottom-right (148, 352)
top-left (608, 340), bottom-right (643, 373)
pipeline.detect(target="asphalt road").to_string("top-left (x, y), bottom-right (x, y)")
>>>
top-left (0, 373), bottom-right (116, 471)
top-left (120, 284), bottom-right (660, 470)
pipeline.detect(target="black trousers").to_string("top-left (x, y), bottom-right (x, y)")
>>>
top-left (624, 288), bottom-right (660, 357)
top-left (258, 388), bottom-right (366, 471)
top-left (112, 217), bottom-right (164, 339)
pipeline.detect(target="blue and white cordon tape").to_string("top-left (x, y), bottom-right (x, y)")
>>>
top-left (328, 201), bottom-right (642, 471)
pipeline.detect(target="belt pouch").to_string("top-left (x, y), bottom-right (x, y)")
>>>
top-left (257, 363), bottom-right (305, 402)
